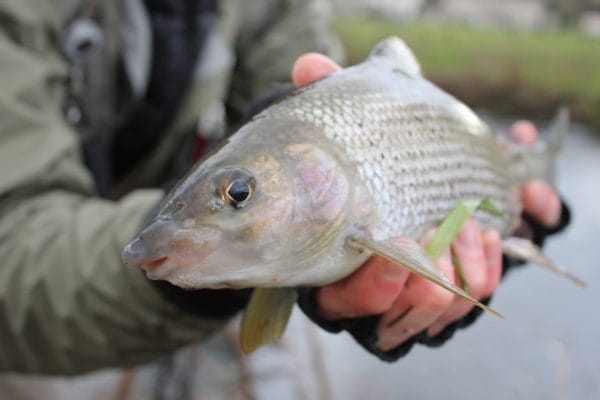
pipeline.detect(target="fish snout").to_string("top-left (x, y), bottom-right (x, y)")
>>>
top-left (122, 220), bottom-right (223, 281)
top-left (121, 218), bottom-right (177, 268)
top-left (121, 238), bottom-right (173, 281)
top-left (121, 237), bottom-right (153, 267)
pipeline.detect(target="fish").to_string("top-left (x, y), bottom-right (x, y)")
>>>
top-left (122, 37), bottom-right (584, 351)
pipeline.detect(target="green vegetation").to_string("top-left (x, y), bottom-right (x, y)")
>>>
top-left (334, 17), bottom-right (600, 131)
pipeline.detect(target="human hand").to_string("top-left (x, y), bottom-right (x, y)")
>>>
top-left (510, 121), bottom-right (562, 227)
top-left (292, 53), bottom-right (562, 353)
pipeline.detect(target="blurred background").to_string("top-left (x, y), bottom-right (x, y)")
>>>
top-left (334, 0), bottom-right (600, 131)
top-left (1, 1), bottom-right (598, 399)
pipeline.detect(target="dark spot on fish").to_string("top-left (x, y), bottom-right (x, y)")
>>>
top-left (392, 68), bottom-right (412, 78)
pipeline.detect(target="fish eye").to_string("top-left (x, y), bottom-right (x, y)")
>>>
top-left (214, 167), bottom-right (256, 209)
top-left (225, 179), bottom-right (252, 206)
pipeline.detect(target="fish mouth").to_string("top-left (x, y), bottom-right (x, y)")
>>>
top-left (122, 225), bottom-right (222, 283)
top-left (143, 256), bottom-right (168, 270)
top-left (139, 242), bottom-right (215, 281)
top-left (140, 256), bottom-right (180, 280)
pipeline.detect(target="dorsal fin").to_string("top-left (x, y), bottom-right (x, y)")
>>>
top-left (368, 36), bottom-right (422, 78)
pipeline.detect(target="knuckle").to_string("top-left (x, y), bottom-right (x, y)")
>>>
top-left (426, 285), bottom-right (455, 310)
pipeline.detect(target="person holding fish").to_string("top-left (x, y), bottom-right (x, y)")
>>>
top-left (289, 53), bottom-right (569, 359)
top-left (0, 0), bottom-right (570, 382)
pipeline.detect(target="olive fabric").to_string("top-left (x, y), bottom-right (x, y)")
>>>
top-left (0, 0), bottom-right (343, 374)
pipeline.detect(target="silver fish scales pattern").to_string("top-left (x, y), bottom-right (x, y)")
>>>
top-left (266, 43), bottom-right (521, 241)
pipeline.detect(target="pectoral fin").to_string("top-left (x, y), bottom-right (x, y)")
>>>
top-left (240, 287), bottom-right (297, 353)
top-left (348, 235), bottom-right (503, 318)
top-left (502, 236), bottom-right (587, 288)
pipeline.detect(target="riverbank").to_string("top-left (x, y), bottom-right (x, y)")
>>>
top-left (334, 17), bottom-right (600, 132)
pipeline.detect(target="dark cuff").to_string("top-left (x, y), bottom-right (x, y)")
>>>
top-left (297, 287), bottom-right (416, 362)
top-left (522, 199), bottom-right (571, 247)
top-left (503, 199), bottom-right (570, 274)
top-left (298, 287), bottom-right (490, 362)
top-left (151, 280), bottom-right (252, 319)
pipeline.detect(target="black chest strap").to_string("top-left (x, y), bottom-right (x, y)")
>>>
top-left (110, 0), bottom-right (217, 187)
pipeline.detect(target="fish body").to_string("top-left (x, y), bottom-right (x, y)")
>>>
top-left (122, 37), bottom-right (561, 290)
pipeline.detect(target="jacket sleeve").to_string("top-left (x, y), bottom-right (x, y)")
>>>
top-left (0, 4), bottom-right (229, 375)
top-left (227, 0), bottom-right (345, 117)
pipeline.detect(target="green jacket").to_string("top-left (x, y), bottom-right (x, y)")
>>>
top-left (0, 0), bottom-right (343, 374)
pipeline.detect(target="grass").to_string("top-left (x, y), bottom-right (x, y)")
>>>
top-left (333, 17), bottom-right (600, 131)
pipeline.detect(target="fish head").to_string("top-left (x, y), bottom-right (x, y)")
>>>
top-left (122, 120), bottom-right (355, 289)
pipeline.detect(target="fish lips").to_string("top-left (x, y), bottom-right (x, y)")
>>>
top-left (122, 222), bottom-right (222, 281)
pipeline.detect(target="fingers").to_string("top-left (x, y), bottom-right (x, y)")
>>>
top-left (315, 251), bottom-right (410, 320)
top-left (375, 249), bottom-right (456, 351)
top-left (426, 226), bottom-right (502, 337)
top-left (509, 120), bottom-right (562, 227)
top-left (481, 230), bottom-right (503, 297)
top-left (291, 53), bottom-right (342, 87)
top-left (509, 120), bottom-right (538, 145)
top-left (426, 221), bottom-right (486, 336)
top-left (316, 222), bottom-right (502, 352)
top-left (521, 180), bottom-right (561, 227)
